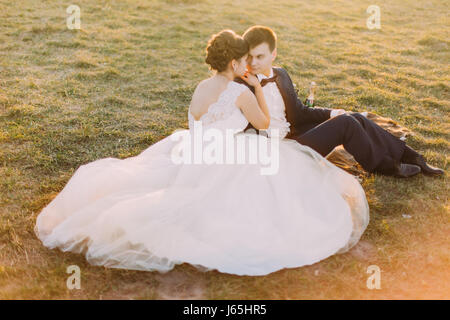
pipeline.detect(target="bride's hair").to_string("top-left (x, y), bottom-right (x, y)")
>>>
top-left (205, 29), bottom-right (249, 72)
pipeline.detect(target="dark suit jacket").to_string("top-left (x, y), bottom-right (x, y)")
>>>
top-left (234, 67), bottom-right (331, 139)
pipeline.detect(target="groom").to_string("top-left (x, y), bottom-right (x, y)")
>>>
top-left (234, 25), bottom-right (443, 178)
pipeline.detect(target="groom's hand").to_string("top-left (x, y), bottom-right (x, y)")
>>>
top-left (330, 109), bottom-right (346, 118)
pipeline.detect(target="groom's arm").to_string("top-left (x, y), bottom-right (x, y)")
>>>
top-left (279, 68), bottom-right (332, 124)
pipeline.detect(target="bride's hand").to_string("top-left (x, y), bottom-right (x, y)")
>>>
top-left (240, 71), bottom-right (260, 88)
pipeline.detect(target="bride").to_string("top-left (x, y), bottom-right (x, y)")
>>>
top-left (34, 30), bottom-right (369, 276)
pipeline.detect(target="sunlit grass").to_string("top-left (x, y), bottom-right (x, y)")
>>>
top-left (0, 0), bottom-right (448, 299)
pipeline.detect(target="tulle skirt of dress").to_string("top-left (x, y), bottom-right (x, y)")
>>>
top-left (34, 131), bottom-right (369, 276)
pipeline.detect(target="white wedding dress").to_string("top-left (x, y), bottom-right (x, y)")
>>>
top-left (35, 81), bottom-right (369, 276)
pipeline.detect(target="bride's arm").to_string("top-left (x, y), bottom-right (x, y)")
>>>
top-left (236, 87), bottom-right (270, 130)
top-left (253, 83), bottom-right (271, 122)
top-left (236, 73), bottom-right (270, 130)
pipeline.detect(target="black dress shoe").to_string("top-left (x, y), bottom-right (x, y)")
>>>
top-left (392, 163), bottom-right (421, 178)
top-left (408, 155), bottom-right (444, 176)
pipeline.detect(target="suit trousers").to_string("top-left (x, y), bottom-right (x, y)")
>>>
top-left (291, 112), bottom-right (407, 174)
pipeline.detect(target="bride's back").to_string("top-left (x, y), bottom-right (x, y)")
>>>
top-left (189, 77), bottom-right (230, 121)
top-left (188, 77), bottom-right (251, 132)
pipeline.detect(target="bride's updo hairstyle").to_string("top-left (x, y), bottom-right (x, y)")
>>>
top-left (205, 29), bottom-right (249, 72)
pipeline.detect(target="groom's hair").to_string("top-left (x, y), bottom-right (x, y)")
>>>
top-left (243, 26), bottom-right (277, 52)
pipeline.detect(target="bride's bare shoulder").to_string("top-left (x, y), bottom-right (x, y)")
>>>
top-left (196, 78), bottom-right (215, 92)
top-left (191, 78), bottom-right (217, 102)
top-left (189, 78), bottom-right (217, 119)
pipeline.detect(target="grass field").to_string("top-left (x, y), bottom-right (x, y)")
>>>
top-left (0, 0), bottom-right (448, 299)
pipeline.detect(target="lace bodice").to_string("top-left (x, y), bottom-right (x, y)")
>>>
top-left (188, 81), bottom-right (249, 133)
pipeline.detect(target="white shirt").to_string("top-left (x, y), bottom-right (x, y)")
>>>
top-left (256, 69), bottom-right (291, 139)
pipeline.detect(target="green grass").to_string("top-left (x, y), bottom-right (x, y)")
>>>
top-left (0, 0), bottom-right (448, 299)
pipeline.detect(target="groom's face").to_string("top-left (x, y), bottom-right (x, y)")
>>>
top-left (246, 42), bottom-right (276, 76)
